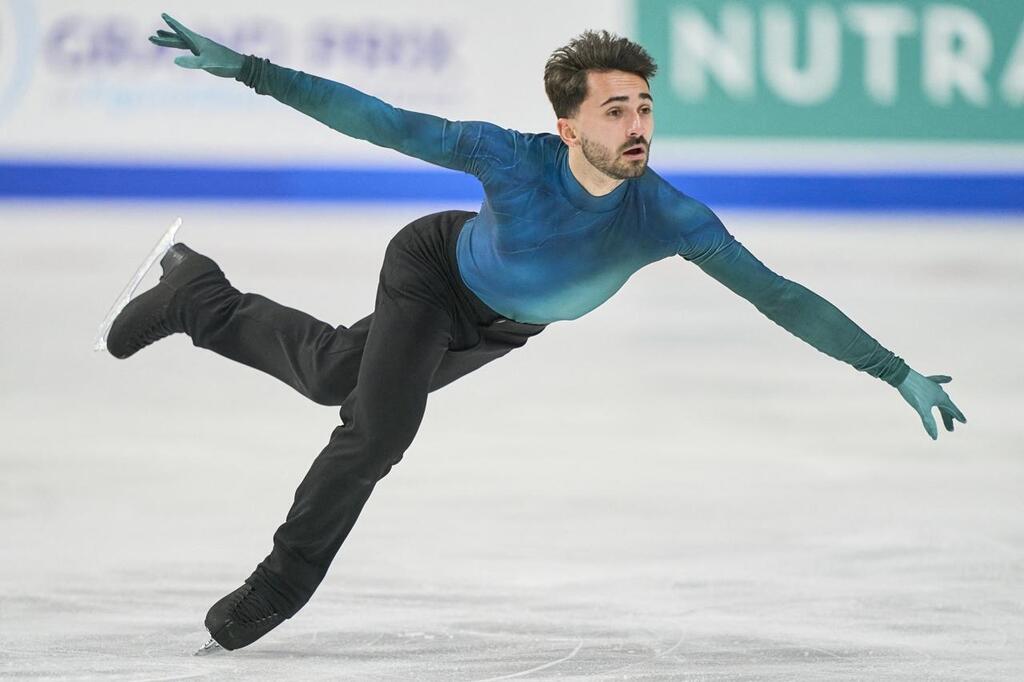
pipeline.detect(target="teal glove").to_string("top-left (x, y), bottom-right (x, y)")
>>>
top-left (896, 369), bottom-right (966, 440)
top-left (148, 13), bottom-right (244, 78)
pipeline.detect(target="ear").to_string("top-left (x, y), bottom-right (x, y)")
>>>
top-left (557, 118), bottom-right (580, 147)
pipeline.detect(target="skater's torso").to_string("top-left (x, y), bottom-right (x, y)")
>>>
top-left (455, 136), bottom-right (721, 324)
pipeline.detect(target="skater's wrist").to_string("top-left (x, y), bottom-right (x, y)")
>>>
top-left (235, 54), bottom-right (270, 91)
top-left (884, 360), bottom-right (911, 388)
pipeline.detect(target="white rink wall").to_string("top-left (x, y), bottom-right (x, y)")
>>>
top-left (1, 0), bottom-right (1023, 184)
top-left (0, 0), bottom-right (623, 165)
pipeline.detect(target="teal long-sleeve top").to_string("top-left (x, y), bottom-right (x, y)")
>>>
top-left (236, 57), bottom-right (909, 387)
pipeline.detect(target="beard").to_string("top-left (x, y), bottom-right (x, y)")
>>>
top-left (580, 135), bottom-right (649, 180)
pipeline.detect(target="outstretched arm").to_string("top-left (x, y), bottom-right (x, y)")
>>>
top-left (149, 14), bottom-right (513, 176)
top-left (680, 218), bottom-right (966, 440)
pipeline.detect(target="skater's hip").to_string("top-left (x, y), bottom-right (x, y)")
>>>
top-left (387, 210), bottom-right (547, 339)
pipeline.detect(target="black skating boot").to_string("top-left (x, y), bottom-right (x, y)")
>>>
top-left (195, 582), bottom-right (286, 654)
top-left (106, 244), bottom-right (220, 359)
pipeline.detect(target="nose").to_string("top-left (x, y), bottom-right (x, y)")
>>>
top-left (627, 112), bottom-right (644, 137)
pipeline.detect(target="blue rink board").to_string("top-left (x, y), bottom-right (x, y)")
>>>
top-left (1, 162), bottom-right (1022, 212)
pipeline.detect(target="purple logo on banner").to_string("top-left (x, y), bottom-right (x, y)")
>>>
top-left (30, 13), bottom-right (460, 113)
top-left (43, 16), bottom-right (284, 72)
top-left (39, 15), bottom-right (455, 75)
top-left (307, 23), bottom-right (454, 72)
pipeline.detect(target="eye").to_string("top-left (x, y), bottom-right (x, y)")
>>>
top-left (606, 109), bottom-right (621, 117)
top-left (640, 106), bottom-right (652, 115)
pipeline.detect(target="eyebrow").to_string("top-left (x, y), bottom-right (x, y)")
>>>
top-left (599, 93), bottom-right (654, 107)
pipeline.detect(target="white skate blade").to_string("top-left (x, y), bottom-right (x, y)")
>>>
top-left (193, 637), bottom-right (224, 656)
top-left (93, 218), bottom-right (182, 352)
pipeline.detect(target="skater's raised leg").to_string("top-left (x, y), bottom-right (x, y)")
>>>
top-left (108, 243), bottom-right (372, 406)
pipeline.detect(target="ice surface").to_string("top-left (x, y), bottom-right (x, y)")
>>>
top-left (0, 202), bottom-right (1022, 680)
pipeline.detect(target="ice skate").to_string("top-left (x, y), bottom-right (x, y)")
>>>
top-left (93, 218), bottom-right (181, 352)
top-left (193, 638), bottom-right (224, 656)
top-left (99, 232), bottom-right (222, 359)
top-left (198, 583), bottom-right (285, 653)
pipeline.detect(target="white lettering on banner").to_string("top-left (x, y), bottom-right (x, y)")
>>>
top-left (669, 2), bottom-right (1021, 109)
top-left (924, 5), bottom-right (992, 107)
top-left (845, 3), bottom-right (916, 105)
top-left (999, 21), bottom-right (1024, 106)
top-left (671, 3), bottom-right (755, 100)
top-left (762, 3), bottom-right (841, 104)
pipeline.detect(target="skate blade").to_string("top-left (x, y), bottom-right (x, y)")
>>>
top-left (193, 637), bottom-right (224, 656)
top-left (92, 217), bottom-right (182, 352)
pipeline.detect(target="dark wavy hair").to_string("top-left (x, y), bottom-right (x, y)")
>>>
top-left (544, 30), bottom-right (658, 118)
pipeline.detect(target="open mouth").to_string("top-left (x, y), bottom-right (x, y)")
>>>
top-left (623, 146), bottom-right (646, 158)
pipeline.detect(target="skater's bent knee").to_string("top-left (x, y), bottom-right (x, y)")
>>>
top-left (306, 383), bottom-right (348, 407)
top-left (364, 451), bottom-right (404, 481)
top-left (365, 423), bottom-right (419, 456)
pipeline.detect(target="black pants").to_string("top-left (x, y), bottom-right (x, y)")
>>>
top-left (176, 210), bottom-right (545, 616)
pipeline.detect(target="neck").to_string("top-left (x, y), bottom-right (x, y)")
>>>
top-left (567, 147), bottom-right (625, 197)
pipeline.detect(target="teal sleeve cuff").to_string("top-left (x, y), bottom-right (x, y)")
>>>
top-left (885, 361), bottom-right (911, 388)
top-left (235, 54), bottom-right (268, 92)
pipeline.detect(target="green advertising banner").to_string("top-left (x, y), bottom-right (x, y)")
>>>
top-left (636, 0), bottom-right (1024, 140)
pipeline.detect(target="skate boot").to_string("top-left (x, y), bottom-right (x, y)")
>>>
top-left (105, 243), bottom-right (220, 359)
top-left (195, 582), bottom-right (285, 654)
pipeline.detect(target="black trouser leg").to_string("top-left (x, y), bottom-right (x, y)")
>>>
top-left (175, 267), bottom-right (371, 406)
top-left (247, 284), bottom-right (455, 616)
top-left (183, 210), bottom-right (546, 618)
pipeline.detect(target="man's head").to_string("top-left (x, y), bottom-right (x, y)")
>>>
top-left (545, 31), bottom-right (658, 180)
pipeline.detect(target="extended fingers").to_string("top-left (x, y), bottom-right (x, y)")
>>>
top-left (933, 401), bottom-right (966, 436)
top-left (925, 374), bottom-right (967, 432)
top-left (941, 399), bottom-right (967, 424)
top-left (920, 407), bottom-right (938, 440)
top-left (149, 34), bottom-right (188, 49)
top-left (161, 13), bottom-right (199, 55)
top-left (940, 408), bottom-right (955, 432)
